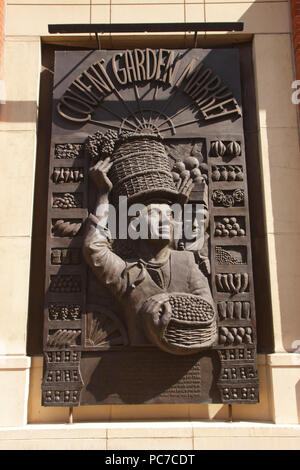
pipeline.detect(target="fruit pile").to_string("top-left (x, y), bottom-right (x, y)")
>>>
top-left (217, 301), bottom-right (251, 320)
top-left (55, 143), bottom-right (83, 159)
top-left (215, 246), bottom-right (242, 265)
top-left (168, 294), bottom-right (215, 322)
top-left (86, 130), bottom-right (119, 161)
top-left (48, 304), bottom-right (82, 321)
top-left (171, 157), bottom-right (208, 185)
top-left (52, 193), bottom-right (82, 209)
top-left (52, 219), bottom-right (82, 237)
top-left (51, 248), bottom-right (81, 265)
top-left (52, 167), bottom-right (84, 184)
top-left (212, 189), bottom-right (244, 207)
top-left (211, 140), bottom-right (241, 158)
top-left (211, 165), bottom-right (243, 181)
top-left (214, 217), bottom-right (245, 237)
top-left (215, 273), bottom-right (249, 294)
top-left (50, 275), bottom-right (81, 293)
top-left (219, 326), bottom-right (253, 345)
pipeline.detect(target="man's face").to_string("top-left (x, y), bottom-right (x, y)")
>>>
top-left (135, 203), bottom-right (174, 241)
top-left (188, 204), bottom-right (203, 240)
top-left (146, 204), bottom-right (173, 240)
top-left (182, 203), bottom-right (206, 251)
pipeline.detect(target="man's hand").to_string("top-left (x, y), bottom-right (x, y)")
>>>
top-left (141, 293), bottom-right (172, 338)
top-left (89, 157), bottom-right (113, 195)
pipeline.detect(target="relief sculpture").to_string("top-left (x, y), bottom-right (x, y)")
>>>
top-left (42, 48), bottom-right (258, 406)
top-left (83, 131), bottom-right (217, 355)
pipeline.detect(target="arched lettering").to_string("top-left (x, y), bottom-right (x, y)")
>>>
top-left (112, 53), bottom-right (127, 85)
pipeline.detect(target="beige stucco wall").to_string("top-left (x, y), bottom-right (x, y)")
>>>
top-left (0, 0), bottom-right (300, 449)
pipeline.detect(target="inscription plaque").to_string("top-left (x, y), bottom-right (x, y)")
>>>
top-left (42, 48), bottom-right (258, 406)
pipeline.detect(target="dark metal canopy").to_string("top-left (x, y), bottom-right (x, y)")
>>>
top-left (48, 22), bottom-right (244, 34)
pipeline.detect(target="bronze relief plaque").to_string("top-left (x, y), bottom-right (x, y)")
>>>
top-left (42, 48), bottom-right (258, 406)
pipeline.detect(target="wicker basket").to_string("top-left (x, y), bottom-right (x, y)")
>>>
top-left (109, 134), bottom-right (178, 206)
top-left (142, 293), bottom-right (217, 355)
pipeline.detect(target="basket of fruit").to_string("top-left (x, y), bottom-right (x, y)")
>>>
top-left (86, 130), bottom-right (179, 206)
top-left (141, 292), bottom-right (217, 355)
top-left (110, 133), bottom-right (179, 205)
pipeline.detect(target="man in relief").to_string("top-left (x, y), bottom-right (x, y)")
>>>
top-left (83, 153), bottom-right (217, 355)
